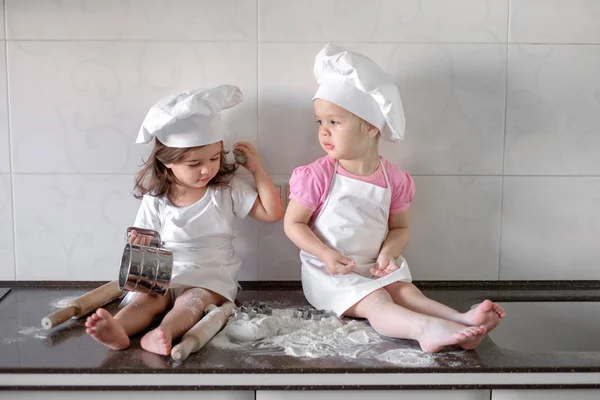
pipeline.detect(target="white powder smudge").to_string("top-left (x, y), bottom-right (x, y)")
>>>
top-left (207, 332), bottom-right (244, 350)
top-left (4, 337), bottom-right (24, 344)
top-left (185, 297), bottom-right (204, 315)
top-left (19, 326), bottom-right (49, 339)
top-left (445, 360), bottom-right (464, 367)
top-left (376, 349), bottom-right (435, 367)
top-left (49, 296), bottom-right (79, 309)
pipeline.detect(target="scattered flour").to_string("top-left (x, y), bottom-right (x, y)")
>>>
top-left (18, 326), bottom-right (49, 339)
top-left (4, 337), bottom-right (24, 344)
top-left (376, 349), bottom-right (436, 367)
top-left (49, 296), bottom-right (79, 309)
top-left (211, 308), bottom-right (382, 360)
top-left (209, 306), bottom-right (472, 367)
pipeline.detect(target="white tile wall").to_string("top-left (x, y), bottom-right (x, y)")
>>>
top-left (510, 0), bottom-right (600, 44)
top-left (405, 176), bottom-right (502, 280)
top-left (260, 43), bottom-right (506, 175)
top-left (0, 175), bottom-right (15, 280)
top-left (1, 0), bottom-right (599, 282)
top-left (0, 0), bottom-right (4, 40)
top-left (12, 174), bottom-right (139, 280)
top-left (258, 42), bottom-right (322, 175)
top-left (234, 217), bottom-right (259, 281)
top-left (9, 173), bottom-right (259, 281)
top-left (500, 177), bottom-right (600, 280)
top-left (259, 0), bottom-right (509, 43)
top-left (5, 0), bottom-right (257, 41)
top-left (504, 45), bottom-right (600, 175)
top-left (0, 41), bottom-right (8, 173)
top-left (7, 41), bottom-right (257, 173)
top-left (258, 219), bottom-right (301, 281)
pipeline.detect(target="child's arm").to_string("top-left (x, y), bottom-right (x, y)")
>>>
top-left (370, 210), bottom-right (411, 277)
top-left (233, 142), bottom-right (284, 222)
top-left (129, 196), bottom-right (162, 245)
top-left (284, 199), bottom-right (355, 275)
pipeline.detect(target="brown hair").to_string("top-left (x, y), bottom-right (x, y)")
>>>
top-left (134, 139), bottom-right (237, 203)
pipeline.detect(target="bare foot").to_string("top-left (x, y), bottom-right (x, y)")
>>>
top-left (418, 317), bottom-right (487, 353)
top-left (460, 333), bottom-right (486, 350)
top-left (141, 327), bottom-right (172, 356)
top-left (461, 300), bottom-right (505, 333)
top-left (85, 308), bottom-right (130, 350)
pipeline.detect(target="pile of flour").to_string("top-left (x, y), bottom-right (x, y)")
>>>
top-left (210, 307), bottom-right (382, 358)
top-left (208, 306), bottom-right (448, 367)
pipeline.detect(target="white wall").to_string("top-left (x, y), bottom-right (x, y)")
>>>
top-left (0, 0), bottom-right (599, 282)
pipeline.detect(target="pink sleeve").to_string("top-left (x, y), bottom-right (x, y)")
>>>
top-left (388, 165), bottom-right (415, 215)
top-left (289, 165), bottom-right (326, 212)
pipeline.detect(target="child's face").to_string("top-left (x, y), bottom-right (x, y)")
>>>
top-left (313, 99), bottom-right (378, 159)
top-left (165, 141), bottom-right (223, 189)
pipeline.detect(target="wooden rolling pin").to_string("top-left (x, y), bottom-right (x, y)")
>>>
top-left (41, 281), bottom-right (123, 330)
top-left (171, 301), bottom-right (236, 361)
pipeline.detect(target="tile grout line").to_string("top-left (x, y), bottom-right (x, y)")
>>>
top-left (5, 172), bottom-right (600, 177)
top-left (256, 0), bottom-right (261, 281)
top-left (497, 0), bottom-right (512, 281)
top-left (2, 39), bottom-right (600, 46)
top-left (3, 0), bottom-right (17, 280)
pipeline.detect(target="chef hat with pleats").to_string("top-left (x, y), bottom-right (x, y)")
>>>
top-left (136, 84), bottom-right (243, 148)
top-left (313, 43), bottom-right (406, 142)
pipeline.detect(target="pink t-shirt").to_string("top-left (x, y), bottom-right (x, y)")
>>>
top-left (289, 156), bottom-right (415, 224)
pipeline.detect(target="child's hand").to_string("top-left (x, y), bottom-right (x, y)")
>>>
top-left (370, 253), bottom-right (400, 277)
top-left (233, 141), bottom-right (263, 174)
top-left (128, 230), bottom-right (155, 246)
top-left (322, 249), bottom-right (356, 275)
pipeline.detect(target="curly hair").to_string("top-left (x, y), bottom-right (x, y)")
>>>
top-left (134, 139), bottom-right (237, 203)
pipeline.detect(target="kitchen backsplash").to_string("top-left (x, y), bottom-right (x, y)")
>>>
top-left (0, 0), bottom-right (599, 281)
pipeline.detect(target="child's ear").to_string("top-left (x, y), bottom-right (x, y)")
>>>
top-left (368, 126), bottom-right (380, 139)
top-left (361, 120), bottom-right (379, 138)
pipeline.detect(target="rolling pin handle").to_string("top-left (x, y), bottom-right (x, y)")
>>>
top-left (41, 306), bottom-right (78, 330)
top-left (171, 338), bottom-right (198, 361)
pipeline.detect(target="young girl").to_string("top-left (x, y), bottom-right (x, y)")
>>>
top-left (86, 85), bottom-right (284, 355)
top-left (284, 44), bottom-right (505, 353)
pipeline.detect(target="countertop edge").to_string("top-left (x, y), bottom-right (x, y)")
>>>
top-left (2, 372), bottom-right (600, 390)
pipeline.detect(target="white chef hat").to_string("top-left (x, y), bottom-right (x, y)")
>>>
top-left (313, 43), bottom-right (406, 142)
top-left (136, 84), bottom-right (243, 148)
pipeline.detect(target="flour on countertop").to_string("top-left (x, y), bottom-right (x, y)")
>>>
top-left (211, 307), bottom-right (382, 359)
top-left (210, 305), bottom-right (463, 366)
top-left (18, 326), bottom-right (49, 339)
top-left (49, 296), bottom-right (79, 309)
top-left (4, 337), bottom-right (24, 344)
top-left (209, 303), bottom-right (471, 366)
top-left (375, 348), bottom-right (436, 367)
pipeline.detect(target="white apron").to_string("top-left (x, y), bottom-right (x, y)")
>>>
top-left (123, 186), bottom-right (243, 306)
top-left (300, 160), bottom-right (412, 316)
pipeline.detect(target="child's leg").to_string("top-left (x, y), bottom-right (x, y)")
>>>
top-left (85, 293), bottom-right (171, 350)
top-left (140, 287), bottom-right (225, 355)
top-left (344, 288), bottom-right (486, 353)
top-left (384, 282), bottom-right (505, 332)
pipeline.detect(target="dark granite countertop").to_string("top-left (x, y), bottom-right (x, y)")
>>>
top-left (1, 281), bottom-right (600, 389)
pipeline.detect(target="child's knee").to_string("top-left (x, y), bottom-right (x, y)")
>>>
top-left (387, 281), bottom-right (419, 296)
top-left (346, 288), bottom-right (393, 317)
top-left (174, 288), bottom-right (209, 312)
